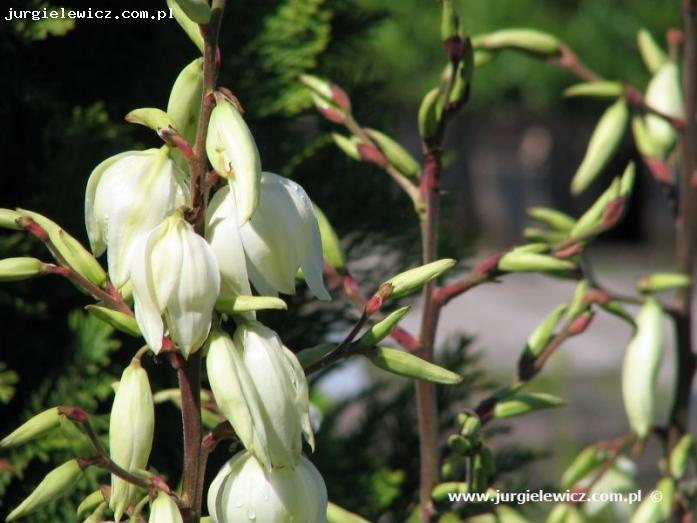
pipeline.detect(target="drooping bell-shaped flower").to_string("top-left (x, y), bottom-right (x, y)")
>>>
top-left (109, 359), bottom-right (154, 522)
top-left (207, 451), bottom-right (327, 523)
top-left (131, 210), bottom-right (220, 356)
top-left (206, 93), bottom-right (261, 224)
top-left (206, 324), bottom-right (314, 470)
top-left (205, 172), bottom-right (330, 300)
top-left (85, 146), bottom-right (187, 288)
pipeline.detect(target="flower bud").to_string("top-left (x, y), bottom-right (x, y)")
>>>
top-left (131, 211), bottom-right (220, 355)
top-left (571, 98), bottom-right (628, 195)
top-left (84, 502), bottom-right (108, 523)
top-left (432, 483), bottom-right (469, 503)
top-left (632, 115), bottom-right (662, 159)
top-left (331, 133), bottom-right (360, 160)
top-left (362, 346), bottom-right (462, 385)
top-left (0, 257), bottom-right (51, 282)
top-left (622, 297), bottom-right (664, 438)
top-left (357, 306), bottom-right (411, 348)
top-left (85, 147), bottom-right (187, 288)
top-left (0, 407), bottom-right (62, 448)
top-left (637, 272), bottom-right (692, 293)
top-left (206, 325), bottom-right (314, 470)
top-left (498, 252), bottom-right (576, 273)
top-left (645, 62), bottom-right (684, 155)
top-left (299, 74), bottom-right (351, 111)
top-left (637, 29), bottom-right (669, 74)
top-left (125, 108), bottom-right (175, 133)
top-left (6, 459), bottom-right (82, 521)
top-left (560, 445), bottom-right (607, 489)
top-left (215, 295), bottom-right (287, 315)
top-left (493, 393), bottom-right (564, 419)
top-left (418, 87), bottom-right (443, 143)
top-left (206, 95), bottom-right (261, 223)
top-left (472, 28), bottom-right (560, 56)
top-left (326, 502), bottom-right (370, 523)
top-left (109, 359), bottom-right (155, 521)
top-left (365, 128), bottom-right (420, 179)
top-left (295, 342), bottom-right (335, 368)
top-left (207, 451), bottom-right (328, 523)
top-left (208, 173), bottom-right (330, 300)
top-left (669, 434), bottom-right (694, 479)
top-left (166, 0), bottom-right (204, 52)
top-left (149, 492), bottom-right (183, 523)
top-left (527, 207), bottom-right (575, 232)
top-left (522, 304), bottom-right (567, 365)
top-left (85, 304), bottom-right (141, 337)
top-left (385, 258), bottom-right (456, 299)
top-left (171, 0), bottom-right (210, 23)
top-left (18, 209), bottom-right (108, 288)
top-left (167, 59), bottom-right (204, 154)
top-left (563, 81), bottom-right (624, 99)
top-left (77, 490), bottom-right (106, 520)
top-left (313, 203), bottom-right (346, 274)
top-left (0, 208), bottom-right (22, 230)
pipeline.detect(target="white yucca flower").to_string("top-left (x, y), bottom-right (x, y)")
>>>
top-left (206, 324), bottom-right (314, 470)
top-left (85, 146), bottom-right (187, 288)
top-left (206, 94), bottom-right (261, 224)
top-left (131, 210), bottom-right (220, 356)
top-left (205, 172), bottom-right (330, 300)
top-left (207, 451), bottom-right (327, 523)
top-left (109, 359), bottom-right (154, 522)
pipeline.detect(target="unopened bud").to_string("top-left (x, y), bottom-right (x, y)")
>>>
top-left (85, 305), bottom-right (141, 337)
top-left (447, 434), bottom-right (471, 454)
top-left (0, 209), bottom-right (22, 230)
top-left (313, 204), bottom-right (346, 274)
top-left (171, 0), bottom-right (210, 24)
top-left (364, 346), bottom-right (462, 385)
top-left (418, 87), bottom-right (443, 143)
top-left (331, 133), bottom-right (360, 160)
top-left (472, 28), bottom-right (561, 56)
top-left (637, 29), bottom-right (669, 74)
top-left (326, 502), bottom-right (370, 523)
top-left (632, 116), bottom-right (662, 159)
top-left (461, 415), bottom-right (481, 440)
top-left (561, 445), bottom-right (607, 489)
top-left (0, 257), bottom-right (51, 282)
top-left (358, 306), bottom-right (411, 348)
top-left (166, 0), bottom-right (204, 52)
top-left (149, 492), bottom-right (183, 523)
top-left (637, 272), bottom-right (691, 293)
top-left (385, 258), bottom-right (456, 299)
top-left (6, 459), bottom-right (82, 521)
top-left (77, 490), bottom-right (106, 520)
top-left (602, 197), bottom-right (627, 226)
top-left (669, 435), bottom-right (695, 479)
top-left (563, 81), bottom-right (624, 99)
top-left (365, 128), bottom-right (420, 178)
top-left (432, 482), bottom-right (469, 503)
top-left (0, 407), bottom-right (62, 448)
top-left (357, 143), bottom-right (387, 167)
top-left (498, 251), bottom-right (576, 273)
top-left (567, 280), bottom-right (590, 320)
top-left (296, 343), bottom-right (336, 368)
top-left (125, 108), bottom-right (175, 133)
top-left (525, 304), bottom-right (567, 359)
top-left (493, 393), bottom-right (564, 419)
top-left (215, 295), bottom-right (287, 315)
top-left (571, 178), bottom-right (621, 238)
top-left (571, 98), bottom-right (628, 195)
top-left (527, 207), bottom-right (575, 232)
top-left (645, 62), bottom-right (684, 155)
top-left (301, 74), bottom-right (351, 112)
top-left (167, 58), bottom-right (204, 155)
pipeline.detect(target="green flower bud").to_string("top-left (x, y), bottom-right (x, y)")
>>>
top-left (0, 407), bottom-right (62, 448)
top-left (109, 360), bottom-right (155, 521)
top-left (432, 482), bottom-right (469, 503)
top-left (216, 295), bottom-right (287, 315)
top-left (637, 272), bottom-right (692, 293)
top-left (365, 128), bottom-right (420, 178)
top-left (167, 58), bottom-right (203, 155)
top-left (327, 502), bottom-right (370, 523)
top-left (493, 393), bottom-right (564, 419)
top-left (527, 207), bottom-right (576, 232)
top-left (128, 495), bottom-right (150, 523)
top-left (656, 477), bottom-right (675, 520)
top-left (448, 434), bottom-right (471, 454)
top-left (637, 29), bottom-right (669, 74)
top-left (563, 81), bottom-right (624, 99)
top-left (77, 490), bottom-right (106, 520)
top-left (622, 297), bottom-right (664, 438)
top-left (669, 434), bottom-right (695, 479)
top-left (358, 306), bottom-right (411, 348)
top-left (149, 492), bottom-right (183, 523)
top-left (18, 209), bottom-right (107, 288)
top-left (166, 0), bottom-right (204, 52)
top-left (85, 305), bottom-right (141, 337)
top-left (385, 258), bottom-right (456, 299)
top-left (567, 280), bottom-right (590, 321)
top-left (0, 257), bottom-right (51, 282)
top-left (570, 178), bottom-right (621, 238)
top-left (645, 62), bottom-right (684, 155)
top-left (440, 0), bottom-right (458, 43)
top-left (331, 133), bottom-right (360, 160)
top-left (498, 252), bottom-right (576, 273)
top-left (125, 108), bottom-right (175, 133)
top-left (362, 346), bottom-right (462, 385)
top-left (6, 459), bottom-right (82, 521)
top-left (0, 208), bottom-right (22, 230)
top-left (299, 74), bottom-right (334, 101)
top-left (571, 98), bottom-right (628, 195)
top-left (206, 95), bottom-right (261, 223)
top-left (84, 502), bottom-right (108, 523)
top-left (560, 445), bottom-right (607, 489)
top-left (472, 29), bottom-right (560, 56)
top-left (620, 161), bottom-right (636, 197)
top-left (170, 0), bottom-right (210, 24)
top-left (418, 87), bottom-right (443, 142)
top-left (313, 203), bottom-right (346, 273)
top-left (546, 503), bottom-right (585, 523)
top-left (523, 304), bottom-right (567, 362)
top-left (632, 116), bottom-right (662, 158)
top-left (296, 343), bottom-right (336, 368)
top-left (523, 227), bottom-right (566, 244)
top-left (461, 416), bottom-right (481, 440)
top-left (474, 50), bottom-right (496, 68)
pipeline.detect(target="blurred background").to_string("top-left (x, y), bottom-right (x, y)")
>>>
top-left (0, 0), bottom-right (692, 521)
